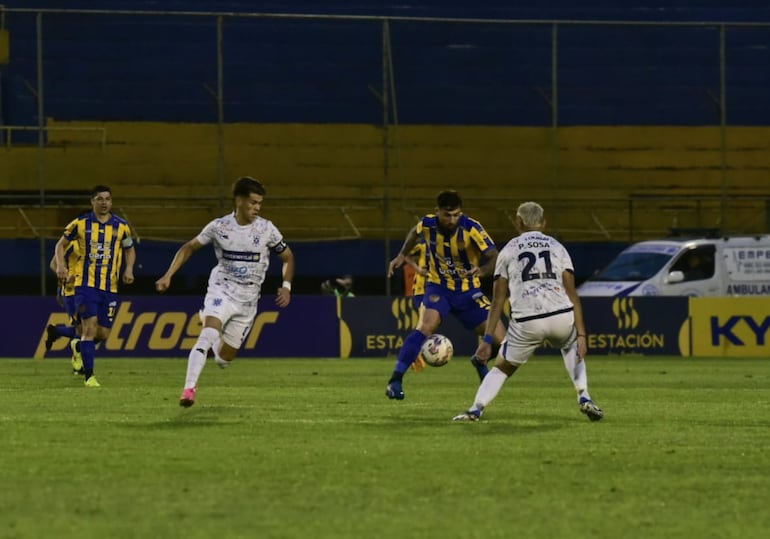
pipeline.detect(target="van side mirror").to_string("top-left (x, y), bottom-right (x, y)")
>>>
top-left (667, 270), bottom-right (685, 284)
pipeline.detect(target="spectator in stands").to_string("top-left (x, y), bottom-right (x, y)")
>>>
top-left (53, 185), bottom-right (136, 388)
top-left (384, 190), bottom-right (506, 400)
top-left (452, 201), bottom-right (603, 422)
top-left (155, 177), bottom-right (295, 408)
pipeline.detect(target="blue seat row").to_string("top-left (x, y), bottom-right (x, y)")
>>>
top-left (2, 3), bottom-right (769, 125)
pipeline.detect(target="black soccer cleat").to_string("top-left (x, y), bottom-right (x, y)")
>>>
top-left (579, 397), bottom-right (604, 422)
top-left (385, 381), bottom-right (405, 400)
top-left (45, 324), bottom-right (59, 352)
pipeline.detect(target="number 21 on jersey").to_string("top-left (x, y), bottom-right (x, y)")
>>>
top-left (519, 250), bottom-right (556, 281)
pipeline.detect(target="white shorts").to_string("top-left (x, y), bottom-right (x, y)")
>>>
top-left (500, 311), bottom-right (576, 366)
top-left (201, 289), bottom-right (258, 349)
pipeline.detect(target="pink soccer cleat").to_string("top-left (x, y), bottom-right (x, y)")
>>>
top-left (179, 387), bottom-right (197, 408)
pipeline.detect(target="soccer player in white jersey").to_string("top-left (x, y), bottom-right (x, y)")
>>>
top-left (155, 177), bottom-right (295, 407)
top-left (452, 201), bottom-right (604, 422)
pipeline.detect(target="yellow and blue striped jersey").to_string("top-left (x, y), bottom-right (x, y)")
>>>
top-left (408, 240), bottom-right (427, 296)
top-left (63, 212), bottom-right (133, 293)
top-left (417, 213), bottom-right (496, 292)
top-left (61, 241), bottom-right (81, 297)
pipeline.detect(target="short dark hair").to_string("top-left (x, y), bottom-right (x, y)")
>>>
top-left (90, 185), bottom-right (111, 198)
top-left (233, 176), bottom-right (266, 198)
top-left (436, 190), bottom-right (462, 210)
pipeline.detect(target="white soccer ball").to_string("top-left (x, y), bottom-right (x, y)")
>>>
top-left (420, 334), bottom-right (454, 367)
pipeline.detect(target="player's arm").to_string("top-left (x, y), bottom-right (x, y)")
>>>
top-left (404, 252), bottom-right (428, 276)
top-left (476, 247), bottom-right (499, 278)
top-left (465, 225), bottom-right (498, 278)
top-left (122, 244), bottom-right (136, 285)
top-left (50, 253), bottom-right (64, 306)
top-left (53, 236), bottom-right (72, 282)
top-left (562, 268), bottom-right (587, 361)
top-left (388, 225), bottom-right (418, 277)
top-left (474, 275), bottom-right (508, 361)
top-left (155, 238), bottom-right (203, 293)
top-left (275, 244), bottom-right (295, 308)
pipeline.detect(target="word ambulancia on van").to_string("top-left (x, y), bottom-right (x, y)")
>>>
top-left (578, 236), bottom-right (770, 297)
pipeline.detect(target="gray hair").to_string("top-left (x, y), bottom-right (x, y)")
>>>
top-left (516, 201), bottom-right (545, 228)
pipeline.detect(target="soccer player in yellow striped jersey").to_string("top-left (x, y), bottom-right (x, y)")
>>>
top-left (45, 239), bottom-right (85, 373)
top-left (385, 190), bottom-right (508, 400)
top-left (49, 240), bottom-right (81, 316)
top-left (54, 186), bottom-right (136, 387)
top-left (403, 240), bottom-right (428, 372)
top-left (405, 239), bottom-right (427, 309)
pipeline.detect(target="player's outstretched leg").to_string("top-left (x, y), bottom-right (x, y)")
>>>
top-left (385, 330), bottom-right (426, 400)
top-left (451, 366), bottom-right (511, 422)
top-left (561, 340), bottom-right (604, 421)
top-left (80, 340), bottom-right (99, 387)
top-left (180, 326), bottom-right (218, 407)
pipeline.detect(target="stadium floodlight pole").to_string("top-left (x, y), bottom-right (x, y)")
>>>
top-left (36, 11), bottom-right (47, 296)
top-left (718, 24), bottom-right (728, 234)
top-left (550, 21), bottom-right (560, 239)
top-left (382, 18), bottom-right (392, 297)
top-left (216, 14), bottom-right (226, 212)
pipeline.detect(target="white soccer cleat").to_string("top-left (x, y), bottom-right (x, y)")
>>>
top-left (214, 356), bottom-right (230, 369)
top-left (452, 409), bottom-right (482, 421)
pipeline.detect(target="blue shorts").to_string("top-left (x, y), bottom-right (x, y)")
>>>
top-left (74, 287), bottom-right (119, 329)
top-left (422, 283), bottom-right (491, 331)
top-left (412, 294), bottom-right (424, 310)
top-left (63, 295), bottom-right (79, 321)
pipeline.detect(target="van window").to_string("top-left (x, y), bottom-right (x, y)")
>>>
top-left (670, 245), bottom-right (716, 282)
top-left (589, 252), bottom-right (672, 282)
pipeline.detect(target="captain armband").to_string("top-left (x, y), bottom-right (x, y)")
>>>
top-left (271, 240), bottom-right (288, 254)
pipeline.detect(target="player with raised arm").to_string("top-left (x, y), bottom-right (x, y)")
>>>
top-left (452, 201), bottom-right (604, 422)
top-left (385, 190), bottom-right (507, 400)
top-left (155, 176), bottom-right (295, 408)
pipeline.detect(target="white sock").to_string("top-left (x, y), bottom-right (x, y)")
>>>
top-left (185, 327), bottom-right (219, 388)
top-left (212, 337), bottom-right (230, 368)
top-left (562, 344), bottom-right (591, 402)
top-left (470, 367), bottom-right (508, 411)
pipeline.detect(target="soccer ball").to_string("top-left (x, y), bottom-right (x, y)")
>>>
top-left (420, 334), bottom-right (453, 367)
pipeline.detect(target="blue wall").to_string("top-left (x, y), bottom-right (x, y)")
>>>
top-left (3, 1), bottom-right (770, 127)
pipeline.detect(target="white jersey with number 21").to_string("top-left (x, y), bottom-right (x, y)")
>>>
top-left (496, 231), bottom-right (575, 320)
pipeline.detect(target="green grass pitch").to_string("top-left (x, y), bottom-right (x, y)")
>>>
top-left (1, 356), bottom-right (769, 539)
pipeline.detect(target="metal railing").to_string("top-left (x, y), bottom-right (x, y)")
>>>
top-left (2, 193), bottom-right (767, 244)
top-left (1, 6), bottom-right (770, 294)
top-left (0, 125), bottom-right (107, 147)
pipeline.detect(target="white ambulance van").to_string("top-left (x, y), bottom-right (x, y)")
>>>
top-left (578, 235), bottom-right (770, 297)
